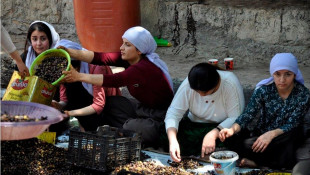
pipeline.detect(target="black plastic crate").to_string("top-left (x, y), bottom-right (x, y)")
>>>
top-left (67, 125), bottom-right (141, 172)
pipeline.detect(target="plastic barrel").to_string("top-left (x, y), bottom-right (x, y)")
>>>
top-left (73, 0), bottom-right (140, 52)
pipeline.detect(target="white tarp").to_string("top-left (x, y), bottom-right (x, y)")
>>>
top-left (142, 150), bottom-right (256, 174)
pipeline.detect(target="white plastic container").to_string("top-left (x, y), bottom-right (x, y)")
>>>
top-left (209, 151), bottom-right (239, 175)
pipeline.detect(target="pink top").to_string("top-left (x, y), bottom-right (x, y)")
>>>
top-left (92, 52), bottom-right (174, 109)
top-left (60, 64), bottom-right (121, 114)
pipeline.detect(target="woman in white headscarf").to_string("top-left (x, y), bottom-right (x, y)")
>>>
top-left (20, 21), bottom-right (121, 133)
top-left (21, 21), bottom-right (60, 68)
top-left (17, 21), bottom-right (65, 134)
top-left (59, 26), bottom-right (174, 148)
top-left (219, 53), bottom-right (310, 169)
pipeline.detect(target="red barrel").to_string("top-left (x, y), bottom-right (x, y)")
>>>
top-left (73, 0), bottom-right (140, 52)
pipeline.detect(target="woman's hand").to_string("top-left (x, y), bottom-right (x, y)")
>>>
top-left (219, 123), bottom-right (241, 142)
top-left (169, 138), bottom-right (181, 162)
top-left (10, 50), bottom-right (29, 78)
top-left (16, 61), bottom-right (29, 78)
top-left (63, 65), bottom-right (80, 83)
top-left (201, 129), bottom-right (218, 157)
top-left (219, 128), bottom-right (235, 142)
top-left (64, 106), bottom-right (96, 117)
top-left (64, 110), bottom-right (74, 117)
top-left (57, 45), bottom-right (69, 53)
top-left (51, 100), bottom-right (62, 110)
top-left (252, 130), bottom-right (278, 153)
top-left (57, 45), bottom-right (95, 63)
top-left (167, 128), bottom-right (181, 162)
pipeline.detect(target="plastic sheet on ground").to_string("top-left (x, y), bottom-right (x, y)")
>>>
top-left (142, 150), bottom-right (257, 174)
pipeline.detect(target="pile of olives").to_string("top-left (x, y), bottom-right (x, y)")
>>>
top-left (35, 56), bottom-right (67, 83)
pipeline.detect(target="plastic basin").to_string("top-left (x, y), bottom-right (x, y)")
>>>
top-left (29, 48), bottom-right (71, 86)
top-left (1, 101), bottom-right (65, 140)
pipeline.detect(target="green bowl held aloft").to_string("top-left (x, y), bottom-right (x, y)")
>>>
top-left (29, 48), bottom-right (71, 86)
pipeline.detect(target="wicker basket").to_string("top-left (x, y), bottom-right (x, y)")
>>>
top-left (67, 125), bottom-right (141, 172)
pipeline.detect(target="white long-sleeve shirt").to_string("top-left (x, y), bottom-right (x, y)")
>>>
top-left (1, 24), bottom-right (16, 53)
top-left (165, 70), bottom-right (245, 131)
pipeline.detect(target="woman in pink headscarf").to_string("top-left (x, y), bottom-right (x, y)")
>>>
top-left (219, 53), bottom-right (310, 169)
top-left (59, 26), bottom-right (174, 148)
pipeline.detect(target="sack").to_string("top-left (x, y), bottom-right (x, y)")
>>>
top-left (2, 71), bottom-right (56, 105)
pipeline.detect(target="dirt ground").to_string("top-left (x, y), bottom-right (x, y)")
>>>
top-left (112, 52), bottom-right (310, 101)
top-left (158, 54), bottom-right (310, 89)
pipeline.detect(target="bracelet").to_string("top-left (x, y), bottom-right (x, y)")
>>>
top-left (216, 126), bottom-right (222, 131)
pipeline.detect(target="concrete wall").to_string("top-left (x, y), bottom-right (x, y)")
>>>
top-left (1, 0), bottom-right (310, 87)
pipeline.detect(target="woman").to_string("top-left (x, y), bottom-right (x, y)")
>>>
top-left (1, 24), bottom-right (29, 77)
top-left (21, 21), bottom-right (60, 68)
top-left (20, 21), bottom-right (120, 134)
top-left (219, 53), bottom-right (310, 169)
top-left (60, 26), bottom-right (174, 147)
top-left (164, 63), bottom-right (245, 162)
top-left (51, 39), bottom-right (121, 131)
top-left (15, 21), bottom-right (67, 134)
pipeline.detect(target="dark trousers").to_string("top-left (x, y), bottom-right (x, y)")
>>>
top-left (75, 113), bottom-right (104, 131)
top-left (228, 127), bottom-right (303, 169)
top-left (160, 117), bottom-right (229, 156)
top-left (101, 96), bottom-right (167, 147)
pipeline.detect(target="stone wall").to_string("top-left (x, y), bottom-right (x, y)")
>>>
top-left (1, 0), bottom-right (310, 87)
top-left (1, 0), bottom-right (78, 49)
top-left (143, 0), bottom-right (310, 65)
top-left (1, 0), bottom-right (77, 87)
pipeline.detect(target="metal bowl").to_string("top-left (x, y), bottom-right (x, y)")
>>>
top-left (1, 101), bottom-right (65, 140)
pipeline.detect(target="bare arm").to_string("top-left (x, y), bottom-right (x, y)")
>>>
top-left (252, 128), bottom-right (283, 153)
top-left (63, 65), bottom-right (104, 86)
top-left (167, 127), bottom-right (182, 162)
top-left (58, 46), bottom-right (94, 63)
top-left (79, 73), bottom-right (104, 86)
top-left (201, 128), bottom-right (220, 157)
top-left (231, 123), bottom-right (241, 134)
top-left (1, 25), bottom-right (29, 76)
top-left (10, 50), bottom-right (29, 76)
top-left (65, 105), bottom-right (96, 117)
top-left (219, 123), bottom-right (241, 142)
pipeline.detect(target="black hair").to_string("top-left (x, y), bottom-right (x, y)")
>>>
top-left (188, 63), bottom-right (220, 92)
top-left (23, 22), bottom-right (53, 54)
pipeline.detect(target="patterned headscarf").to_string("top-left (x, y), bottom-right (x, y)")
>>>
top-left (256, 53), bottom-right (304, 88)
top-left (122, 26), bottom-right (173, 90)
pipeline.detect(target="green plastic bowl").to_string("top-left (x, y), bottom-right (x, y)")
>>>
top-left (29, 49), bottom-right (71, 86)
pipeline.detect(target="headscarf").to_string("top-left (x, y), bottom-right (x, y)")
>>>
top-left (256, 53), bottom-right (304, 89)
top-left (122, 26), bottom-right (173, 90)
top-left (25, 21), bottom-right (60, 68)
top-left (54, 39), bottom-right (93, 96)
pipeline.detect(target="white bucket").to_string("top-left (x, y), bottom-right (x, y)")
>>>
top-left (209, 151), bottom-right (239, 175)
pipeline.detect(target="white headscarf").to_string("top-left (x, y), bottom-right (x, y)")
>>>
top-left (54, 39), bottom-right (93, 96)
top-left (122, 26), bottom-right (173, 90)
top-left (256, 53), bottom-right (304, 89)
top-left (25, 21), bottom-right (60, 68)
